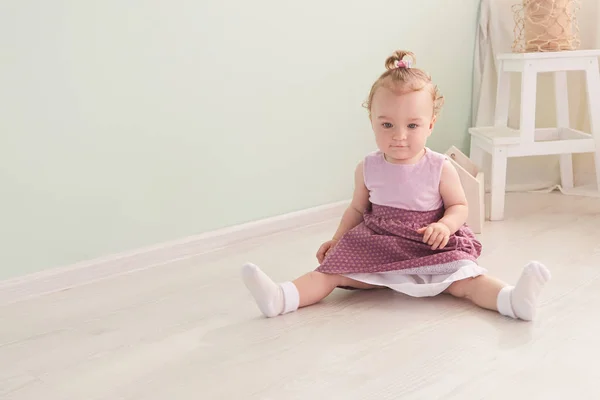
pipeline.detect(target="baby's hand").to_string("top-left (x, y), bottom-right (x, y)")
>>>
top-left (316, 239), bottom-right (339, 263)
top-left (417, 223), bottom-right (450, 250)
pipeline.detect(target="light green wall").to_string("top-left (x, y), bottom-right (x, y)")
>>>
top-left (0, 0), bottom-right (480, 279)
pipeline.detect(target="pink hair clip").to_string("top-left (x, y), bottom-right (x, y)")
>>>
top-left (395, 60), bottom-right (412, 69)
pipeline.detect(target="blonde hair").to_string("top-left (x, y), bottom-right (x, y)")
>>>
top-left (364, 50), bottom-right (444, 117)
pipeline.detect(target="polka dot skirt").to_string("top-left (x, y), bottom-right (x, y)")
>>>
top-left (315, 204), bottom-right (482, 275)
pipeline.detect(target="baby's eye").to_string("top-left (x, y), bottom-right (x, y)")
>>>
top-left (408, 123), bottom-right (418, 129)
top-left (382, 122), bottom-right (393, 129)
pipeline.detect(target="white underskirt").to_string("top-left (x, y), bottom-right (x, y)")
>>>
top-left (342, 261), bottom-right (487, 297)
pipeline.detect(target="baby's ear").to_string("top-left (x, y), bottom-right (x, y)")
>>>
top-left (429, 115), bottom-right (437, 129)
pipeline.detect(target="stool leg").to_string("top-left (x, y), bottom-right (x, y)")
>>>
top-left (585, 59), bottom-right (600, 191)
top-left (490, 147), bottom-right (507, 221)
top-left (494, 61), bottom-right (511, 127)
top-left (520, 64), bottom-right (537, 144)
top-left (555, 71), bottom-right (573, 189)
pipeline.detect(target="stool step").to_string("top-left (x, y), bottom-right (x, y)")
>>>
top-left (468, 127), bottom-right (596, 157)
top-left (469, 126), bottom-right (592, 145)
top-left (468, 126), bottom-right (524, 145)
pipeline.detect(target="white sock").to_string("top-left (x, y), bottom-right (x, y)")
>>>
top-left (241, 263), bottom-right (300, 318)
top-left (496, 261), bottom-right (551, 321)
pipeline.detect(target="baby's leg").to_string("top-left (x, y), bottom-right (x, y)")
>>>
top-left (294, 271), bottom-right (381, 307)
top-left (445, 261), bottom-right (551, 321)
top-left (444, 275), bottom-right (505, 311)
top-left (242, 263), bottom-right (380, 318)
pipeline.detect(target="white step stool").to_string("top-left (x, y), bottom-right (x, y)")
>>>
top-left (468, 49), bottom-right (600, 221)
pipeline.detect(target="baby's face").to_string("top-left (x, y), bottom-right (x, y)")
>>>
top-left (370, 87), bottom-right (436, 164)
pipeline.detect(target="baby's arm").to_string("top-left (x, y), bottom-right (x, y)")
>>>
top-left (331, 161), bottom-right (370, 240)
top-left (438, 159), bottom-right (469, 234)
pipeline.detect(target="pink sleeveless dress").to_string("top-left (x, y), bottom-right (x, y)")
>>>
top-left (315, 148), bottom-right (486, 297)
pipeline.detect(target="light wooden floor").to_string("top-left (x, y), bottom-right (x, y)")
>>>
top-left (1, 192), bottom-right (600, 399)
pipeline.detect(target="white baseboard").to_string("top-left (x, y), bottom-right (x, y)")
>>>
top-left (0, 200), bottom-right (349, 306)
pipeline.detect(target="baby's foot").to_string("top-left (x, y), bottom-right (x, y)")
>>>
top-left (242, 263), bottom-right (285, 317)
top-left (511, 261), bottom-right (551, 321)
